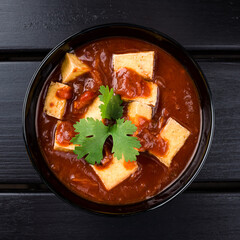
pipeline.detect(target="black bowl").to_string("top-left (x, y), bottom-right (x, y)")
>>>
top-left (23, 23), bottom-right (214, 215)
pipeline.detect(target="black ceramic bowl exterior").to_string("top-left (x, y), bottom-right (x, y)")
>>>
top-left (23, 24), bottom-right (214, 215)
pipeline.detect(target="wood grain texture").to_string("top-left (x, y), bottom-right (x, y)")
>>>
top-left (197, 61), bottom-right (240, 181)
top-left (0, 0), bottom-right (240, 50)
top-left (0, 193), bottom-right (239, 239)
top-left (0, 62), bottom-right (41, 182)
top-left (0, 61), bottom-right (239, 183)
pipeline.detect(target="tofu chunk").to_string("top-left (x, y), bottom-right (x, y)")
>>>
top-left (122, 81), bottom-right (158, 106)
top-left (128, 102), bottom-right (152, 126)
top-left (150, 118), bottom-right (190, 167)
top-left (113, 51), bottom-right (154, 79)
top-left (61, 53), bottom-right (90, 83)
top-left (92, 155), bottom-right (138, 191)
top-left (54, 121), bottom-right (77, 152)
top-left (54, 140), bottom-right (76, 152)
top-left (84, 97), bottom-right (102, 120)
top-left (43, 82), bottom-right (70, 119)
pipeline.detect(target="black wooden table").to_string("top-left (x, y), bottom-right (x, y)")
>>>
top-left (0, 0), bottom-right (239, 239)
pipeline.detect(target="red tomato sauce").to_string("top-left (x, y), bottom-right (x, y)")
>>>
top-left (56, 86), bottom-right (72, 100)
top-left (55, 121), bottom-right (76, 146)
top-left (114, 68), bottom-right (151, 99)
top-left (36, 37), bottom-right (201, 205)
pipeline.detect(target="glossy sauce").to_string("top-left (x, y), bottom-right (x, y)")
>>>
top-left (55, 121), bottom-right (75, 146)
top-left (56, 86), bottom-right (73, 100)
top-left (36, 37), bottom-right (201, 205)
top-left (114, 68), bottom-right (151, 98)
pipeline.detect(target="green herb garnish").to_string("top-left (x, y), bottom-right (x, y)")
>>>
top-left (110, 118), bottom-right (141, 162)
top-left (99, 85), bottom-right (123, 120)
top-left (71, 86), bottom-right (141, 164)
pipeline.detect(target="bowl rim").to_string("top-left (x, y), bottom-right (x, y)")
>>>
top-left (22, 23), bottom-right (215, 215)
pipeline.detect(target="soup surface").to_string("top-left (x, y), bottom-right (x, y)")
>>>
top-left (36, 37), bottom-right (201, 205)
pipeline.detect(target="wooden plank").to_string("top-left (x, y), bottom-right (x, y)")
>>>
top-left (0, 192), bottom-right (239, 239)
top-left (0, 62), bottom-right (41, 183)
top-left (0, 61), bottom-right (239, 182)
top-left (0, 0), bottom-right (240, 50)
top-left (197, 61), bottom-right (240, 181)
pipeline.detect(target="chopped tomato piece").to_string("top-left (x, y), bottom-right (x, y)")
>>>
top-left (73, 91), bottom-right (96, 110)
top-left (56, 86), bottom-right (72, 100)
top-left (114, 68), bottom-right (150, 99)
top-left (55, 121), bottom-right (76, 146)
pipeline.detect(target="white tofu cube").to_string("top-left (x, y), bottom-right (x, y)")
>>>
top-left (92, 155), bottom-right (138, 191)
top-left (127, 101), bottom-right (152, 126)
top-left (84, 97), bottom-right (102, 120)
top-left (61, 53), bottom-right (90, 83)
top-left (54, 141), bottom-right (76, 152)
top-left (122, 81), bottom-right (158, 106)
top-left (113, 51), bottom-right (154, 79)
top-left (150, 118), bottom-right (190, 167)
top-left (43, 82), bottom-right (70, 119)
top-left (54, 120), bottom-right (77, 152)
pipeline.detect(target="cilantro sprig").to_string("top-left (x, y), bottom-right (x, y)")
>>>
top-left (71, 86), bottom-right (141, 164)
top-left (71, 118), bottom-right (109, 165)
top-left (99, 85), bottom-right (123, 120)
top-left (111, 118), bottom-right (140, 162)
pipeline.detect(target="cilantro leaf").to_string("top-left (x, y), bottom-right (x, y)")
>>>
top-left (110, 119), bottom-right (141, 162)
top-left (99, 85), bottom-right (123, 120)
top-left (71, 118), bottom-right (110, 164)
top-left (71, 118), bottom-right (141, 164)
top-left (71, 86), bottom-right (141, 164)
